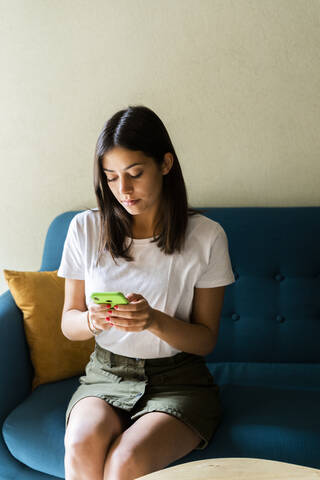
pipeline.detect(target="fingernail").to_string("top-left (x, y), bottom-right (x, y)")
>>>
top-left (106, 304), bottom-right (111, 308)
top-left (114, 305), bottom-right (118, 309)
top-left (107, 310), bottom-right (112, 313)
top-left (105, 317), bottom-right (110, 321)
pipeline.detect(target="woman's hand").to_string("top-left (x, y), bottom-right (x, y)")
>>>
top-left (88, 303), bottom-right (114, 332)
top-left (106, 293), bottom-right (156, 332)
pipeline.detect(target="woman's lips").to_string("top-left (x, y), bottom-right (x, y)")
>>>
top-left (123, 199), bottom-right (139, 206)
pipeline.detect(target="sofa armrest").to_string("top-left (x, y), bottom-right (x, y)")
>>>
top-left (0, 289), bottom-right (33, 423)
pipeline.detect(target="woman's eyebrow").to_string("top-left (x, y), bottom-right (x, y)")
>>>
top-left (103, 162), bottom-right (144, 172)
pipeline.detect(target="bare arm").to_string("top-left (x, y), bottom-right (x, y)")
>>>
top-left (148, 286), bottom-right (225, 356)
top-left (61, 278), bottom-right (112, 340)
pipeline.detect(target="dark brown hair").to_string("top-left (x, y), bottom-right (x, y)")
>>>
top-left (88, 105), bottom-right (204, 265)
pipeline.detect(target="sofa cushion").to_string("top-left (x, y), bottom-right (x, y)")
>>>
top-left (3, 379), bottom-right (320, 477)
top-left (2, 377), bottom-right (78, 479)
top-left (3, 269), bottom-right (95, 389)
top-left (168, 384), bottom-right (320, 469)
top-left (212, 384), bottom-right (320, 468)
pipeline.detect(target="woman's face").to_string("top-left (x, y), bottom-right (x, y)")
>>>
top-left (101, 147), bottom-right (173, 226)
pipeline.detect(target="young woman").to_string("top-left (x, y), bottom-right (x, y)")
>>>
top-left (57, 105), bottom-right (235, 480)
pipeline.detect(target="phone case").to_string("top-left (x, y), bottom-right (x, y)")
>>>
top-left (90, 292), bottom-right (129, 307)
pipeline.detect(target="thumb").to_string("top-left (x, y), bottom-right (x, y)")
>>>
top-left (126, 292), bottom-right (143, 302)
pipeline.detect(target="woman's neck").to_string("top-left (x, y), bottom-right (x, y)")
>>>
top-left (132, 224), bottom-right (162, 239)
top-left (131, 205), bottom-right (163, 239)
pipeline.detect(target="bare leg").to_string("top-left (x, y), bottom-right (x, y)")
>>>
top-left (64, 397), bottom-right (131, 480)
top-left (103, 411), bottom-right (201, 480)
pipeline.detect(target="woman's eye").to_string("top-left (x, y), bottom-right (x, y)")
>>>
top-left (131, 172), bottom-right (143, 178)
top-left (106, 172), bottom-right (143, 182)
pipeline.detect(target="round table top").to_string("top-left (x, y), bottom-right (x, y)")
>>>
top-left (136, 457), bottom-right (320, 480)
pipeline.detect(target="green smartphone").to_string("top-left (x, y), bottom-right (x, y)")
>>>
top-left (90, 292), bottom-right (129, 308)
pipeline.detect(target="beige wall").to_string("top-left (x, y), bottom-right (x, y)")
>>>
top-left (1, 0), bottom-right (320, 295)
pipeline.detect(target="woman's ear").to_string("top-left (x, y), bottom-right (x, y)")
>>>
top-left (161, 153), bottom-right (174, 175)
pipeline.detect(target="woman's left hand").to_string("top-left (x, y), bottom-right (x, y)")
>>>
top-left (107, 293), bottom-right (156, 332)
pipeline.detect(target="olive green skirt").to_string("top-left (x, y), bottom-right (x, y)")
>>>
top-left (65, 342), bottom-right (222, 450)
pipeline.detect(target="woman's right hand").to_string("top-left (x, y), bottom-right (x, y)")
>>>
top-left (88, 303), bottom-right (114, 332)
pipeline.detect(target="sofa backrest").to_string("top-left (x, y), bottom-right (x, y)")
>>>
top-left (41, 207), bottom-right (320, 368)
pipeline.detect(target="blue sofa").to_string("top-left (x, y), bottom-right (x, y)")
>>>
top-left (1, 207), bottom-right (320, 479)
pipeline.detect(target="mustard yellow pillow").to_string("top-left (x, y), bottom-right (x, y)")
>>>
top-left (3, 269), bottom-right (94, 390)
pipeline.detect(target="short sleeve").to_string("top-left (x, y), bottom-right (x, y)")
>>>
top-left (195, 225), bottom-right (235, 288)
top-left (57, 215), bottom-right (85, 280)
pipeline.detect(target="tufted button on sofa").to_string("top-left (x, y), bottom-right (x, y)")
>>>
top-left (274, 273), bottom-right (285, 281)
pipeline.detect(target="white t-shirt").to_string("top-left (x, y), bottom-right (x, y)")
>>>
top-left (57, 208), bottom-right (235, 358)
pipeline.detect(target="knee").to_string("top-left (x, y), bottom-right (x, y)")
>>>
top-left (64, 432), bottom-right (85, 465)
top-left (105, 443), bottom-right (148, 480)
top-left (64, 429), bottom-right (99, 464)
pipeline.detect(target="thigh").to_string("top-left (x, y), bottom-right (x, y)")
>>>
top-left (65, 396), bottom-right (132, 447)
top-left (131, 354), bottom-right (222, 450)
top-left (104, 411), bottom-right (201, 477)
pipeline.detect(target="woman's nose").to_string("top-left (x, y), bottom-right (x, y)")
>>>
top-left (119, 176), bottom-right (133, 194)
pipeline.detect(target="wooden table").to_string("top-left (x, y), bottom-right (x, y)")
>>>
top-left (136, 457), bottom-right (320, 479)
